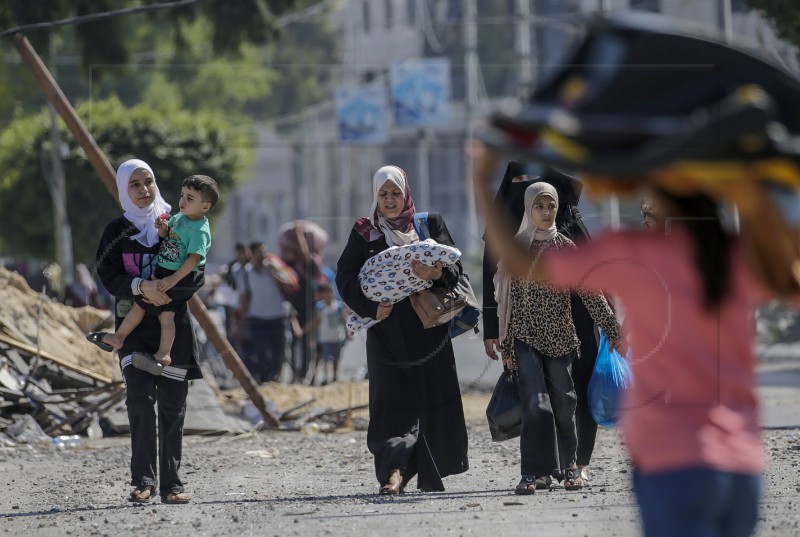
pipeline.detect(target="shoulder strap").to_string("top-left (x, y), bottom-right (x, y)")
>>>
top-left (570, 206), bottom-right (592, 242)
top-left (413, 212), bottom-right (430, 240)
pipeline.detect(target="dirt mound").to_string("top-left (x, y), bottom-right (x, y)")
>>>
top-left (0, 267), bottom-right (119, 381)
top-left (219, 380), bottom-right (491, 423)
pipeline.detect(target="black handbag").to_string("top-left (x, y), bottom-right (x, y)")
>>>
top-left (486, 368), bottom-right (523, 442)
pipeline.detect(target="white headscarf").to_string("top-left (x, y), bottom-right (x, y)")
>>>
top-left (116, 159), bottom-right (171, 247)
top-left (369, 165), bottom-right (419, 247)
top-left (494, 182), bottom-right (560, 342)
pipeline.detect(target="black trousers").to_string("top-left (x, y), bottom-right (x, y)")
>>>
top-left (515, 339), bottom-right (578, 477)
top-left (571, 294), bottom-right (600, 466)
top-left (124, 362), bottom-right (189, 498)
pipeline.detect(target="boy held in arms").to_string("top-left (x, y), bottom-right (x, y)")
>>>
top-left (96, 175), bottom-right (218, 373)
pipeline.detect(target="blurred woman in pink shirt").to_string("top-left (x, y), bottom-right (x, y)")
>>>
top-left (477, 175), bottom-right (765, 537)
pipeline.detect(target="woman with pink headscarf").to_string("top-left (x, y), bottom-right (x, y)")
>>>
top-left (336, 165), bottom-right (469, 494)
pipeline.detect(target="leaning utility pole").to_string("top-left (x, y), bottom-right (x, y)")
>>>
top-left (463, 0), bottom-right (481, 257)
top-left (9, 32), bottom-right (279, 428)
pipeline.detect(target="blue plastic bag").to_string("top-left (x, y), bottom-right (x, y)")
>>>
top-left (588, 331), bottom-right (633, 427)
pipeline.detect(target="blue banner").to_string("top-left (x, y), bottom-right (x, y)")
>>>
top-left (390, 58), bottom-right (451, 127)
top-left (334, 85), bottom-right (389, 144)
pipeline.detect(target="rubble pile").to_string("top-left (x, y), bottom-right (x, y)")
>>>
top-left (0, 267), bottom-right (121, 444)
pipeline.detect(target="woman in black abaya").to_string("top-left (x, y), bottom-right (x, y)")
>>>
top-left (482, 161), bottom-right (599, 483)
top-left (336, 165), bottom-right (468, 494)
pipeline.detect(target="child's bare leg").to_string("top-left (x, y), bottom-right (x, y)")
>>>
top-left (326, 361), bottom-right (334, 384)
top-left (154, 311), bottom-right (176, 366)
top-left (104, 304), bottom-right (146, 349)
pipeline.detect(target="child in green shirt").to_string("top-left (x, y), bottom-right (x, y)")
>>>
top-left (91, 175), bottom-right (218, 375)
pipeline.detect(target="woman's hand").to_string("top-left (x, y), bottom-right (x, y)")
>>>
top-left (609, 338), bottom-right (628, 357)
top-left (484, 338), bottom-right (501, 360)
top-left (140, 278), bottom-right (171, 306)
top-left (411, 260), bottom-right (443, 281)
top-left (375, 302), bottom-right (393, 320)
top-left (157, 274), bottom-right (179, 292)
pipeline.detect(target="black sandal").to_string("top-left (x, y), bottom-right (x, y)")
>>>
top-left (564, 467), bottom-right (585, 491)
top-left (515, 475), bottom-right (536, 495)
top-left (132, 352), bottom-right (164, 376)
top-left (535, 475), bottom-right (552, 490)
top-left (379, 469), bottom-right (405, 495)
top-left (86, 332), bottom-right (114, 352)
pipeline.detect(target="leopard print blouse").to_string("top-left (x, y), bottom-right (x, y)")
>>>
top-left (501, 233), bottom-right (620, 363)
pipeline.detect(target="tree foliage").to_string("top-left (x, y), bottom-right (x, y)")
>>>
top-left (0, 97), bottom-right (252, 264)
top-left (0, 0), bottom-right (339, 125)
top-left (0, 0), bottom-right (300, 70)
top-left (745, 1), bottom-right (800, 49)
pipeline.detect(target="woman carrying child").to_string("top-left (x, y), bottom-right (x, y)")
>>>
top-left (94, 159), bottom-right (203, 504)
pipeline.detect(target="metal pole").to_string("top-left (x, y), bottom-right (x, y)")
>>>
top-left (47, 40), bottom-right (73, 290)
top-left (463, 0), bottom-right (480, 256)
top-left (418, 130), bottom-right (431, 210)
top-left (10, 31), bottom-right (279, 428)
top-left (339, 145), bottom-right (352, 244)
top-left (48, 101), bottom-right (74, 290)
top-left (516, 0), bottom-right (533, 91)
top-left (720, 0), bottom-right (733, 44)
top-left (608, 194), bottom-right (621, 231)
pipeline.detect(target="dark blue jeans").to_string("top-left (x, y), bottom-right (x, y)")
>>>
top-left (243, 316), bottom-right (286, 383)
top-left (633, 467), bottom-right (761, 537)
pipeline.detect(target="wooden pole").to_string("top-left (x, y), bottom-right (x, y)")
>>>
top-left (12, 33), bottom-right (118, 201)
top-left (187, 295), bottom-right (279, 426)
top-left (10, 32), bottom-right (279, 428)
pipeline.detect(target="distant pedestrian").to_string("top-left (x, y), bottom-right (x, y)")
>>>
top-left (237, 242), bottom-right (298, 383)
top-left (309, 282), bottom-right (347, 385)
top-left (65, 263), bottom-right (99, 308)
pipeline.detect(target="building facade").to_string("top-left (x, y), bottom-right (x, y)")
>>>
top-left (210, 0), bottom-right (799, 267)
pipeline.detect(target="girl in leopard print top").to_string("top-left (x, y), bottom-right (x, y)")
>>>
top-left (494, 182), bottom-right (621, 495)
top-left (500, 232), bottom-right (620, 362)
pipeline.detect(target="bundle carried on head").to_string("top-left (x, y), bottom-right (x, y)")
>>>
top-left (479, 12), bottom-right (800, 296)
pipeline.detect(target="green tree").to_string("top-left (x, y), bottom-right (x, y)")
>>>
top-left (0, 97), bottom-right (252, 264)
top-left (0, 0), bottom-right (300, 72)
top-left (745, 1), bottom-right (800, 48)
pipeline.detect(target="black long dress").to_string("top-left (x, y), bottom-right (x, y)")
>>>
top-left (482, 162), bottom-right (599, 468)
top-left (336, 212), bottom-right (469, 491)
